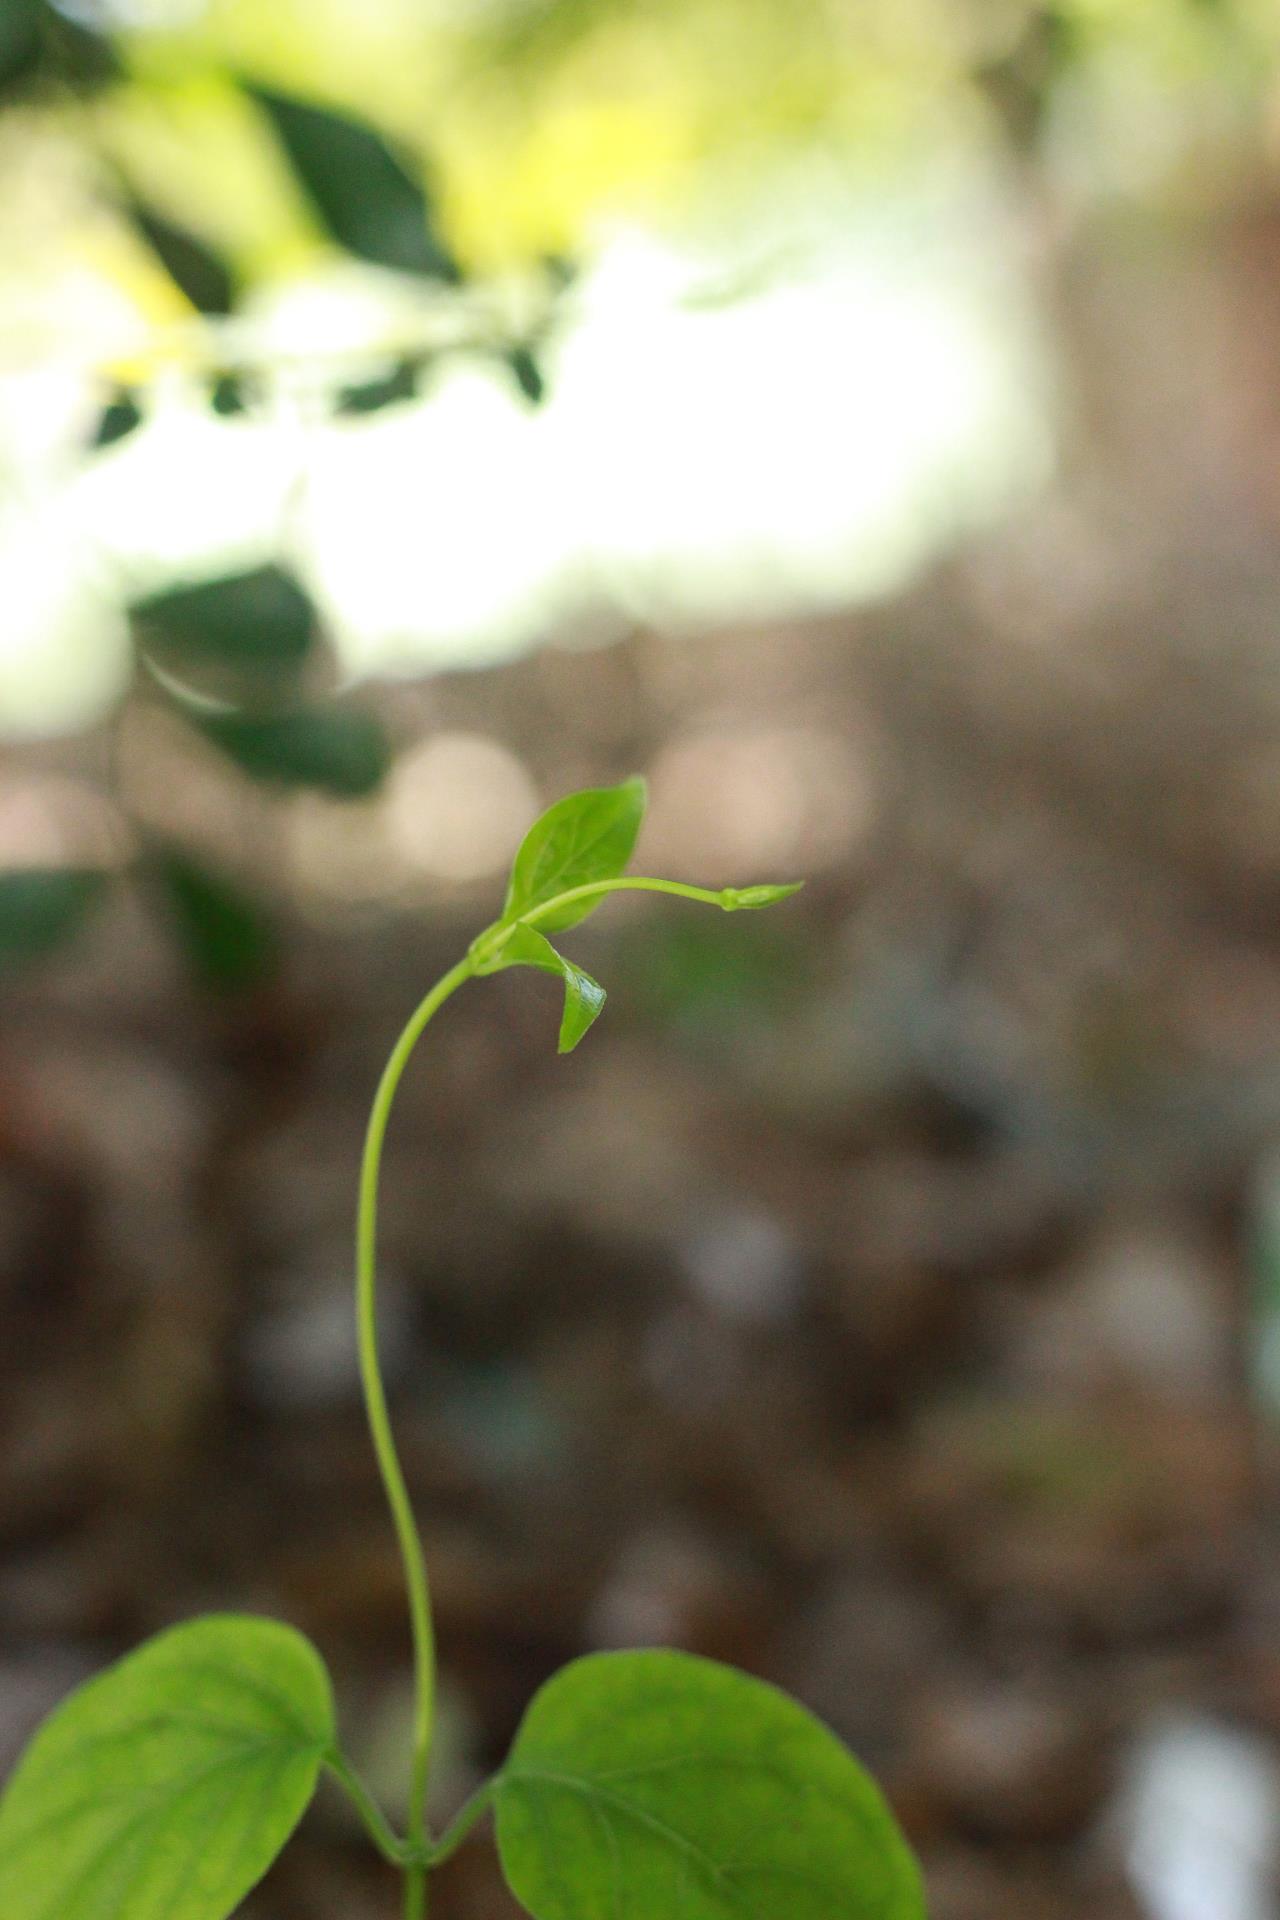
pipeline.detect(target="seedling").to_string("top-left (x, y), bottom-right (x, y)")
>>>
top-left (0, 779), bottom-right (924, 1919)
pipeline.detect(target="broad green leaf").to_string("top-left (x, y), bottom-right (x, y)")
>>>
top-left (246, 83), bottom-right (459, 281)
top-left (503, 778), bottom-right (646, 934)
top-left (0, 1614), bottom-right (334, 1920)
top-left (150, 847), bottom-right (276, 993)
top-left (198, 706), bottom-right (390, 796)
top-left (476, 922), bottom-right (605, 1053)
top-left (0, 869), bottom-right (106, 971)
top-left (496, 1650), bottom-right (924, 1920)
top-left (131, 566), bottom-right (315, 670)
top-left (126, 199), bottom-right (235, 316)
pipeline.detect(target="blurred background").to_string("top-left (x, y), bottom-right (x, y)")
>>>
top-left (6, 1), bottom-right (1280, 1915)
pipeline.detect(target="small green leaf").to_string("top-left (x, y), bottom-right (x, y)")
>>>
top-left (0, 1614), bottom-right (334, 1920)
top-left (91, 390), bottom-right (143, 448)
top-left (476, 922), bottom-right (605, 1053)
top-left (151, 846), bottom-right (277, 992)
top-left (247, 82), bottom-right (460, 281)
top-left (503, 777), bottom-right (646, 934)
top-left (496, 1650), bottom-right (924, 1920)
top-left (506, 343), bottom-right (547, 406)
top-left (719, 882), bottom-right (804, 911)
top-left (0, 868), bottom-right (107, 971)
top-left (127, 199), bottom-right (235, 316)
top-left (131, 565), bottom-right (316, 670)
top-left (198, 706), bottom-right (390, 796)
top-left (335, 357), bottom-right (422, 416)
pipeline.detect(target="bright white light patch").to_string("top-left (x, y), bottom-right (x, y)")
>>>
top-left (0, 168), bottom-right (1051, 737)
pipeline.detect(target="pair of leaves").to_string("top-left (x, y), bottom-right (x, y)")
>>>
top-left (473, 776), bottom-right (648, 1052)
top-left (0, 1619), bottom-right (922, 1920)
top-left (479, 776), bottom-right (798, 1052)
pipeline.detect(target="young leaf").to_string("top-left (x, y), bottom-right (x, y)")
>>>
top-left (0, 869), bottom-right (107, 971)
top-left (475, 922), bottom-right (605, 1053)
top-left (719, 881), bottom-right (804, 910)
top-left (246, 82), bottom-right (460, 281)
top-left (0, 1614), bottom-right (335, 1920)
top-left (495, 1650), bottom-right (924, 1920)
top-left (503, 777), bottom-right (646, 934)
top-left (198, 706), bottom-right (390, 796)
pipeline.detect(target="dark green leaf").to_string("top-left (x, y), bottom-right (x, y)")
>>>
top-left (335, 357), bottom-right (422, 415)
top-left (0, 868), bottom-right (106, 971)
top-left (507, 344), bottom-right (546, 406)
top-left (199, 705), bottom-right (390, 796)
top-left (0, 1614), bottom-right (334, 1920)
top-left (503, 777), bottom-right (646, 933)
top-left (247, 82), bottom-right (460, 281)
top-left (131, 565), bottom-right (316, 670)
top-left (496, 1650), bottom-right (924, 1920)
top-left (209, 370), bottom-right (252, 416)
top-left (0, 0), bottom-right (42, 97)
top-left (128, 198), bottom-right (235, 316)
top-left (91, 390), bottom-right (143, 448)
top-left (474, 922), bottom-right (605, 1053)
top-left (151, 847), bottom-right (276, 992)
top-left (40, 6), bottom-right (118, 91)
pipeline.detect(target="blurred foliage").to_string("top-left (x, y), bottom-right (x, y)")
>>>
top-left (4, 0), bottom-right (1280, 995)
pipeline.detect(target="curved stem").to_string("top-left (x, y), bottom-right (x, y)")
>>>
top-left (356, 956), bottom-right (473, 1876)
top-left (325, 1751), bottom-right (410, 1868)
top-left (356, 869), bottom-right (748, 1913)
top-left (522, 876), bottom-right (727, 927)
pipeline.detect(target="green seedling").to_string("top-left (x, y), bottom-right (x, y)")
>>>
top-left (0, 778), bottom-right (924, 1920)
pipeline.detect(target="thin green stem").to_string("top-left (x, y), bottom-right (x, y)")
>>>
top-left (522, 876), bottom-right (728, 927)
top-left (324, 1751), bottom-right (409, 1868)
top-left (356, 955), bottom-right (473, 1874)
top-left (356, 871), bottom-right (750, 1913)
top-left (404, 1861), bottom-right (427, 1918)
top-left (428, 1779), bottom-right (497, 1867)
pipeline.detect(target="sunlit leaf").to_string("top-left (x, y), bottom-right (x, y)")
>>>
top-left (247, 82), bottom-right (460, 281)
top-left (496, 1650), bottom-right (924, 1920)
top-left (503, 777), bottom-right (646, 933)
top-left (199, 706), bottom-right (390, 796)
top-left (0, 1614), bottom-right (334, 1920)
top-left (0, 869), bottom-right (107, 971)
